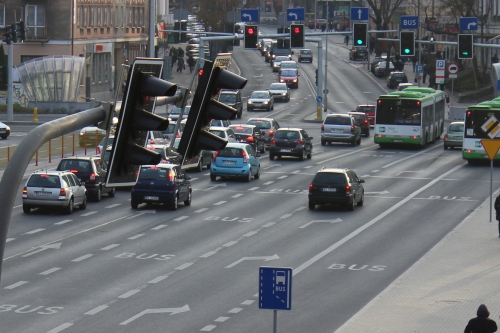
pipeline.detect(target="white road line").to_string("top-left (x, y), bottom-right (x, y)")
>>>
top-left (223, 241), bottom-right (237, 247)
top-left (4, 281), bottom-right (28, 289)
top-left (304, 165), bottom-right (313, 168)
top-left (213, 201), bottom-right (227, 205)
top-left (232, 193), bottom-right (244, 198)
top-left (200, 325), bottom-right (216, 331)
top-left (292, 170), bottom-right (301, 174)
top-left (148, 275), bottom-right (168, 284)
top-left (200, 251), bottom-right (217, 258)
top-left (6, 238), bottom-right (15, 242)
top-left (40, 267), bottom-right (61, 275)
top-left (105, 204), bottom-right (121, 208)
top-left (80, 211), bottom-right (97, 216)
top-left (101, 244), bottom-right (120, 251)
top-left (372, 170), bottom-right (380, 173)
top-left (71, 254), bottom-right (93, 262)
top-left (47, 323), bottom-right (74, 333)
top-left (263, 181), bottom-right (275, 185)
top-left (23, 228), bottom-right (44, 235)
top-left (151, 224), bottom-right (167, 230)
top-left (85, 305), bottom-right (109, 315)
top-left (195, 208), bottom-right (209, 213)
top-left (248, 187), bottom-right (259, 191)
top-left (128, 234), bottom-right (145, 240)
top-left (277, 175), bottom-right (288, 179)
top-left (175, 263), bottom-right (193, 270)
top-left (215, 316), bottom-right (230, 322)
top-left (228, 308), bottom-right (243, 313)
top-left (262, 222), bottom-right (275, 227)
top-left (280, 213), bottom-right (292, 219)
top-left (54, 219), bottom-right (72, 225)
top-left (242, 300), bottom-right (255, 305)
top-left (243, 231), bottom-right (258, 237)
top-left (118, 289), bottom-right (140, 298)
top-left (174, 216), bottom-right (189, 221)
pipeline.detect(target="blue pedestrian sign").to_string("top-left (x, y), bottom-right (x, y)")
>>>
top-left (459, 17), bottom-right (478, 31)
top-left (316, 96), bottom-right (322, 103)
top-left (287, 8), bottom-right (305, 21)
top-left (400, 16), bottom-right (418, 29)
top-left (259, 267), bottom-right (292, 310)
top-left (350, 7), bottom-right (369, 21)
top-left (241, 9), bottom-right (259, 22)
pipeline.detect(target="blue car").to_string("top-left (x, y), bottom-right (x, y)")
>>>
top-left (210, 143), bottom-right (261, 182)
top-left (131, 163), bottom-right (192, 210)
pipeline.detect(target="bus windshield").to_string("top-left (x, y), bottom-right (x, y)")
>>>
top-left (376, 100), bottom-right (421, 125)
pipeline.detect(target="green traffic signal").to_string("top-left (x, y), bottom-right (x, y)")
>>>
top-left (357, 39), bottom-right (362, 45)
top-left (404, 48), bottom-right (410, 54)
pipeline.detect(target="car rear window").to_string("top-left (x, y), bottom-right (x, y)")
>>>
top-left (356, 106), bottom-right (375, 113)
top-left (300, 50), bottom-right (312, 54)
top-left (351, 115), bottom-right (365, 122)
top-left (27, 174), bottom-right (62, 188)
top-left (139, 167), bottom-right (170, 180)
top-left (209, 130), bottom-right (225, 138)
top-left (58, 160), bottom-right (92, 173)
top-left (275, 131), bottom-right (300, 139)
top-left (269, 84), bottom-right (286, 90)
top-left (449, 124), bottom-right (464, 132)
top-left (247, 120), bottom-right (271, 129)
top-left (392, 73), bottom-right (406, 78)
top-left (218, 147), bottom-right (243, 157)
top-left (313, 173), bottom-right (347, 185)
top-left (324, 116), bottom-right (351, 125)
top-left (231, 126), bottom-right (253, 134)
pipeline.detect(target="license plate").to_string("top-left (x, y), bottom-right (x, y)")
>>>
top-left (453, 136), bottom-right (462, 140)
top-left (322, 188), bottom-right (336, 192)
top-left (0, 130), bottom-right (5, 133)
top-left (35, 191), bottom-right (51, 196)
top-left (223, 160), bottom-right (236, 164)
top-left (393, 139), bottom-right (403, 143)
top-left (332, 129), bottom-right (343, 132)
top-left (144, 196), bottom-right (159, 200)
top-left (280, 149), bottom-right (292, 152)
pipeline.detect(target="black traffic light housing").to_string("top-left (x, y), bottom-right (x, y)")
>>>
top-left (2, 25), bottom-right (12, 44)
top-left (458, 34), bottom-right (473, 59)
top-left (16, 21), bottom-right (26, 41)
top-left (290, 24), bottom-right (305, 48)
top-left (400, 31), bottom-right (415, 56)
top-left (10, 24), bottom-right (17, 43)
top-left (244, 25), bottom-right (258, 49)
top-left (106, 58), bottom-right (177, 187)
top-left (353, 23), bottom-right (368, 47)
top-left (177, 60), bottom-right (247, 162)
top-left (315, 69), bottom-right (318, 86)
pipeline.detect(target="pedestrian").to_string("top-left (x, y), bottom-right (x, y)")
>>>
top-left (177, 56), bottom-right (185, 73)
top-left (345, 34), bottom-right (349, 46)
top-left (464, 304), bottom-right (497, 333)
top-left (422, 63), bottom-right (427, 84)
top-left (495, 195), bottom-right (500, 237)
top-left (171, 47), bottom-right (178, 68)
top-left (178, 46), bottom-right (184, 58)
top-left (187, 56), bottom-right (196, 73)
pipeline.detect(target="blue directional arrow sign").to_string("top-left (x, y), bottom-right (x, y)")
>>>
top-left (241, 9), bottom-right (259, 22)
top-left (400, 16), bottom-right (418, 29)
top-left (459, 17), bottom-right (478, 31)
top-left (287, 8), bottom-right (305, 21)
top-left (350, 7), bottom-right (369, 21)
top-left (316, 96), bottom-right (322, 103)
top-left (259, 267), bottom-right (292, 310)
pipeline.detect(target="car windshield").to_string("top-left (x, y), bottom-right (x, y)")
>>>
top-left (58, 160), bottom-right (91, 173)
top-left (152, 148), bottom-right (167, 159)
top-left (164, 123), bottom-right (176, 134)
top-left (230, 126), bottom-right (253, 134)
top-left (449, 123), bottom-right (464, 132)
top-left (313, 173), bottom-right (347, 185)
top-left (274, 131), bottom-right (300, 139)
top-left (275, 57), bottom-right (288, 62)
top-left (99, 137), bottom-right (114, 146)
top-left (219, 94), bottom-right (237, 103)
top-left (209, 130), bottom-right (226, 138)
top-left (281, 63), bottom-right (296, 69)
top-left (269, 84), bottom-right (286, 90)
top-left (281, 70), bottom-right (296, 77)
top-left (27, 174), bottom-right (62, 188)
top-left (300, 50), bottom-right (311, 54)
top-left (139, 167), bottom-right (170, 181)
top-left (392, 73), bottom-right (406, 78)
top-left (357, 106), bottom-right (375, 113)
top-left (251, 92), bottom-right (269, 99)
top-left (325, 116), bottom-right (351, 125)
top-left (170, 106), bottom-right (191, 115)
top-left (218, 147), bottom-right (243, 157)
top-left (247, 120), bottom-right (271, 129)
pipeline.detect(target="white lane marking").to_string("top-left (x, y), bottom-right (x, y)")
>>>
top-left (372, 170), bottom-right (380, 173)
top-left (228, 308), bottom-right (243, 313)
top-left (148, 275), bottom-right (168, 284)
top-left (293, 164), bottom-right (465, 275)
top-left (23, 228), bottom-right (44, 235)
top-left (101, 244), bottom-right (120, 251)
top-left (262, 222), bottom-right (275, 227)
top-left (71, 254), bottom-right (93, 262)
top-left (242, 300), bottom-right (255, 305)
top-left (304, 165), bottom-right (313, 169)
top-left (175, 263), bottom-right (193, 270)
top-left (243, 231), bottom-right (258, 237)
top-left (292, 170), bottom-right (301, 174)
top-left (174, 216), bottom-right (189, 221)
top-left (232, 193), bottom-right (244, 198)
top-left (263, 181), bottom-right (275, 185)
top-left (40, 267), bottom-right (61, 275)
top-left (85, 305), bottom-right (109, 315)
top-left (214, 201), bottom-right (227, 205)
top-left (215, 316), bottom-right (230, 322)
top-left (195, 208), bottom-right (209, 213)
top-left (54, 219), bottom-right (72, 225)
top-left (118, 290), bottom-right (140, 298)
top-left (6, 238), bottom-right (15, 242)
top-left (4, 281), bottom-right (28, 289)
top-left (201, 325), bottom-right (216, 331)
top-left (151, 224), bottom-right (167, 230)
top-left (248, 187), bottom-right (259, 191)
top-left (47, 323), bottom-right (74, 333)
top-left (200, 251), bottom-right (217, 258)
top-left (80, 211), bottom-right (97, 216)
top-left (280, 213), bottom-right (292, 219)
top-left (277, 175), bottom-right (288, 179)
top-left (223, 241), bottom-right (237, 247)
top-left (128, 234), bottom-right (145, 240)
top-left (105, 204), bottom-right (121, 208)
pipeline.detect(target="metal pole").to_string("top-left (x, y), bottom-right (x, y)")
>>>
top-left (490, 160), bottom-right (493, 222)
top-left (323, 7), bottom-right (329, 113)
top-left (273, 310), bottom-right (277, 333)
top-left (7, 42), bottom-right (13, 121)
top-left (149, 0), bottom-right (155, 57)
top-left (315, 38), bottom-right (323, 120)
top-left (314, 0), bottom-right (317, 30)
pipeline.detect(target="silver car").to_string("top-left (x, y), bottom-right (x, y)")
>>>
top-left (272, 56), bottom-right (290, 72)
top-left (22, 171), bottom-right (87, 214)
top-left (247, 90), bottom-right (274, 111)
top-left (321, 114), bottom-right (362, 146)
top-left (268, 83), bottom-right (289, 102)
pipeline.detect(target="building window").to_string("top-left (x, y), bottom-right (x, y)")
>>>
top-left (92, 52), bottom-right (110, 85)
top-left (0, 5), bottom-right (5, 27)
top-left (93, 6), bottom-right (98, 27)
top-left (26, 5), bottom-right (45, 38)
top-left (77, 6), bottom-right (83, 27)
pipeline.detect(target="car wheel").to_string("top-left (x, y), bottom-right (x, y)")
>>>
top-left (357, 193), bottom-right (364, 206)
top-left (308, 201), bottom-right (315, 210)
top-left (307, 149), bottom-right (312, 159)
top-left (108, 187), bottom-right (116, 197)
top-left (170, 195), bottom-right (178, 210)
top-left (210, 173), bottom-right (217, 181)
top-left (65, 198), bottom-right (74, 215)
top-left (287, 95), bottom-right (290, 102)
top-left (260, 143), bottom-right (265, 153)
top-left (23, 205), bottom-right (31, 213)
top-left (351, 138), bottom-right (357, 146)
top-left (444, 145), bottom-right (449, 150)
top-left (271, 104), bottom-right (274, 110)
top-left (238, 110), bottom-right (242, 119)
top-left (80, 195), bottom-right (87, 210)
top-left (246, 170), bottom-right (252, 182)
top-left (267, 105), bottom-right (271, 111)
top-left (196, 160), bottom-right (203, 172)
top-left (321, 140), bottom-right (326, 146)
top-left (94, 187), bottom-right (102, 202)
top-left (254, 168), bottom-right (260, 179)
top-left (347, 198), bottom-right (355, 211)
top-left (131, 198), bottom-right (139, 209)
top-left (1, 136), bottom-right (6, 139)
top-left (269, 153), bottom-right (275, 160)
top-left (184, 191), bottom-right (192, 206)
top-left (356, 136), bottom-right (361, 145)
top-left (299, 150), bottom-right (305, 161)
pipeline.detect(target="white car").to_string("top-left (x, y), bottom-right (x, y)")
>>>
top-left (0, 121), bottom-right (10, 139)
top-left (208, 126), bottom-right (237, 142)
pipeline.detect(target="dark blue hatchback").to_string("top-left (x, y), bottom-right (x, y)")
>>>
top-left (131, 163), bottom-right (192, 210)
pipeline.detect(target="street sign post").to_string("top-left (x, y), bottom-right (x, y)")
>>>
top-left (259, 266), bottom-right (292, 333)
top-left (480, 138), bottom-right (500, 222)
top-left (400, 16), bottom-right (419, 29)
top-left (459, 17), bottom-right (478, 31)
top-left (287, 8), bottom-right (305, 21)
top-left (241, 9), bottom-right (259, 22)
top-left (436, 59), bottom-right (445, 84)
top-left (350, 7), bottom-right (369, 21)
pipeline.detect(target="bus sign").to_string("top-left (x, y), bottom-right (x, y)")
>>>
top-left (481, 116), bottom-right (500, 139)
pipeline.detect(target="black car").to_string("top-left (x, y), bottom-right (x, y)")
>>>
top-left (56, 156), bottom-right (116, 201)
top-left (131, 164), bottom-right (192, 210)
top-left (349, 46), bottom-right (368, 60)
top-left (228, 124), bottom-right (266, 153)
top-left (217, 89), bottom-right (243, 119)
top-left (269, 128), bottom-right (313, 161)
top-left (387, 71), bottom-right (409, 89)
top-left (308, 167), bottom-right (365, 211)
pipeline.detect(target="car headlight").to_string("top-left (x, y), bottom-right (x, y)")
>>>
top-left (263, 101), bottom-right (268, 104)
top-left (293, 80), bottom-right (297, 82)
top-left (6, 126), bottom-right (10, 131)
top-left (282, 93), bottom-right (287, 96)
top-left (280, 79), bottom-right (284, 82)
top-left (248, 101), bottom-right (253, 104)
top-left (272, 55), bottom-right (276, 58)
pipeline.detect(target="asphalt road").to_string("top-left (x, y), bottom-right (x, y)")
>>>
top-left (0, 25), bottom-right (493, 333)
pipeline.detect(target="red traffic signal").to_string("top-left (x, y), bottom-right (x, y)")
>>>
top-left (244, 25), bottom-right (258, 49)
top-left (247, 27), bottom-right (255, 35)
top-left (290, 24), bottom-right (304, 48)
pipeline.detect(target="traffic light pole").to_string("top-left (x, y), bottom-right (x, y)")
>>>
top-left (7, 42), bottom-right (13, 121)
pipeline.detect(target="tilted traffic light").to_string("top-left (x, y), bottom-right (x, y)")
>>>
top-left (10, 24), bottom-right (17, 43)
top-left (244, 25), bottom-right (258, 49)
top-left (106, 58), bottom-right (177, 187)
top-left (2, 25), bottom-right (12, 44)
top-left (177, 60), bottom-right (247, 162)
top-left (14, 21), bottom-right (26, 42)
top-left (315, 69), bottom-right (318, 86)
top-left (458, 34), bottom-right (473, 59)
top-left (353, 23), bottom-right (368, 47)
top-left (290, 24), bottom-right (305, 48)
top-left (400, 31), bottom-right (415, 56)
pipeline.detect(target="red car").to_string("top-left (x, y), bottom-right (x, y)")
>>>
top-left (279, 69), bottom-right (299, 88)
top-left (355, 105), bottom-right (376, 126)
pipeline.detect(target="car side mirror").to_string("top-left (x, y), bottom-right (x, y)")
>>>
top-left (359, 179), bottom-right (365, 183)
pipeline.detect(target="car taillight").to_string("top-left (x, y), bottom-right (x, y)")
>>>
top-left (351, 126), bottom-right (355, 133)
top-left (150, 139), bottom-right (155, 144)
top-left (213, 150), bottom-right (219, 162)
top-left (70, 169), bottom-right (79, 173)
top-left (242, 149), bottom-right (249, 163)
top-left (297, 139), bottom-right (304, 145)
top-left (134, 170), bottom-right (139, 178)
top-left (309, 184), bottom-right (313, 193)
top-left (271, 139), bottom-right (276, 145)
top-left (246, 136), bottom-right (255, 142)
top-left (96, 147), bottom-right (100, 155)
top-left (345, 185), bottom-right (351, 195)
top-left (89, 173), bottom-right (96, 183)
top-left (269, 130), bottom-right (274, 137)
top-left (22, 187), bottom-right (27, 195)
top-left (321, 124), bottom-right (324, 132)
top-left (168, 170), bottom-right (175, 181)
top-left (59, 188), bottom-right (67, 197)
top-left (176, 132), bottom-right (180, 138)
top-left (364, 120), bottom-right (368, 124)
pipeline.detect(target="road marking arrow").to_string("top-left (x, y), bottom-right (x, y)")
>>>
top-left (300, 219), bottom-right (342, 229)
top-left (225, 254), bottom-right (279, 268)
top-left (364, 190), bottom-right (390, 195)
top-left (120, 305), bottom-right (190, 325)
top-left (206, 183), bottom-right (227, 191)
top-left (22, 243), bottom-right (62, 257)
